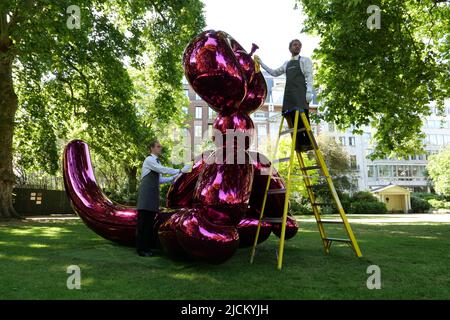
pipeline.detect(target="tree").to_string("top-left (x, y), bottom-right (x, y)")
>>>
top-left (270, 131), bottom-right (354, 206)
top-left (298, 0), bottom-right (450, 159)
top-left (0, 0), bottom-right (205, 218)
top-left (427, 147), bottom-right (450, 196)
top-left (316, 133), bottom-right (357, 193)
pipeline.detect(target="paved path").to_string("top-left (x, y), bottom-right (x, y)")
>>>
top-left (297, 213), bottom-right (450, 224)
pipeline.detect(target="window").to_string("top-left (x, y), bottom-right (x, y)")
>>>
top-left (396, 165), bottom-right (410, 177)
top-left (378, 165), bottom-right (393, 178)
top-left (349, 136), bottom-right (356, 146)
top-left (195, 106), bottom-right (203, 119)
top-left (429, 134), bottom-right (438, 145)
top-left (338, 137), bottom-right (346, 146)
top-left (444, 135), bottom-right (450, 145)
top-left (328, 123), bottom-right (335, 132)
top-left (182, 107), bottom-right (188, 114)
top-left (258, 124), bottom-right (267, 136)
top-left (195, 125), bottom-right (202, 137)
top-left (254, 112), bottom-right (267, 119)
top-left (367, 165), bottom-right (375, 178)
top-left (208, 108), bottom-right (214, 119)
top-left (195, 94), bottom-right (201, 100)
top-left (350, 155), bottom-right (357, 169)
top-left (208, 124), bottom-right (213, 138)
top-left (184, 89), bottom-right (189, 98)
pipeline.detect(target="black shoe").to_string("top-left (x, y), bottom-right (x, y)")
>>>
top-left (138, 251), bottom-right (153, 257)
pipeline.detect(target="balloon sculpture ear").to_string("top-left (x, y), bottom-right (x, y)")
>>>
top-left (249, 43), bottom-right (259, 56)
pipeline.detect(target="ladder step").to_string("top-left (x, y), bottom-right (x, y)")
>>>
top-left (272, 157), bottom-right (291, 164)
top-left (302, 165), bottom-right (321, 171)
top-left (272, 174), bottom-right (316, 180)
top-left (267, 188), bottom-right (286, 195)
top-left (319, 220), bottom-right (344, 224)
top-left (324, 237), bottom-right (351, 243)
top-left (312, 202), bottom-right (334, 206)
top-left (280, 127), bottom-right (307, 136)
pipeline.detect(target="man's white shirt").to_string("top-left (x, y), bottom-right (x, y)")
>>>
top-left (259, 54), bottom-right (314, 94)
top-left (141, 154), bottom-right (180, 183)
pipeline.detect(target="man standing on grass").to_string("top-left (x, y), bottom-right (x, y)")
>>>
top-left (136, 140), bottom-right (191, 257)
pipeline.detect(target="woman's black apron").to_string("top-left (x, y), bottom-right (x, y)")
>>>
top-left (282, 57), bottom-right (312, 151)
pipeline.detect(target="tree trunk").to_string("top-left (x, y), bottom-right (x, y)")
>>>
top-left (126, 166), bottom-right (137, 195)
top-left (0, 49), bottom-right (20, 219)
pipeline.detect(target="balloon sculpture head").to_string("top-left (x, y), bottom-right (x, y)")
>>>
top-left (63, 30), bottom-right (298, 265)
top-left (183, 30), bottom-right (267, 115)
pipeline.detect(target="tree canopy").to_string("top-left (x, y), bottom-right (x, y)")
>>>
top-left (0, 0), bottom-right (205, 218)
top-left (427, 147), bottom-right (450, 196)
top-left (299, 0), bottom-right (450, 159)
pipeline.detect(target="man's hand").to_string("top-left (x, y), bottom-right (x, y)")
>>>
top-left (306, 91), bottom-right (313, 104)
top-left (253, 54), bottom-right (261, 64)
top-left (181, 163), bottom-right (193, 173)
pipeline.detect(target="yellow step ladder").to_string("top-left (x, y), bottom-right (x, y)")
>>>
top-left (250, 108), bottom-right (362, 270)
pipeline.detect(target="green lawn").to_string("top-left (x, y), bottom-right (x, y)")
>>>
top-left (1, 215), bottom-right (449, 299)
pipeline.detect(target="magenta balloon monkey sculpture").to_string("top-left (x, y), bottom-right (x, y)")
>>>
top-left (63, 30), bottom-right (298, 264)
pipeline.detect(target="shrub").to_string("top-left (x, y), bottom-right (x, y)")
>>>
top-left (349, 201), bottom-right (387, 215)
top-left (339, 192), bottom-right (352, 213)
top-left (428, 199), bottom-right (450, 209)
top-left (412, 192), bottom-right (444, 201)
top-left (291, 199), bottom-right (313, 215)
top-left (410, 196), bottom-right (431, 213)
top-left (351, 191), bottom-right (379, 203)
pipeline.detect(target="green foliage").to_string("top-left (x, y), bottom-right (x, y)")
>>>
top-left (412, 192), bottom-right (445, 201)
top-left (427, 147), bottom-right (450, 196)
top-left (428, 199), bottom-right (450, 210)
top-left (3, 219), bottom-right (450, 299)
top-left (298, 0), bottom-right (450, 159)
top-left (410, 196), bottom-right (431, 213)
top-left (349, 200), bottom-right (387, 215)
top-left (351, 191), bottom-right (379, 203)
top-left (2, 1), bottom-right (205, 198)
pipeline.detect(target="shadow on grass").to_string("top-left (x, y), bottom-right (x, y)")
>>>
top-left (0, 219), bottom-right (449, 299)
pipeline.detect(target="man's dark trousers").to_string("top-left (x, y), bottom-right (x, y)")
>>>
top-left (136, 209), bottom-right (157, 253)
top-left (283, 108), bottom-right (313, 152)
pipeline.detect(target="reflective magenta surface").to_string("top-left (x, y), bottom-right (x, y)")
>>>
top-left (63, 30), bottom-right (298, 264)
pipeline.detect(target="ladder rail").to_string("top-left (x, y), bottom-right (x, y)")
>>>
top-left (277, 110), bottom-right (300, 270)
top-left (250, 108), bottom-right (363, 270)
top-left (250, 116), bottom-right (285, 264)
top-left (299, 112), bottom-right (362, 257)
top-left (296, 152), bottom-right (330, 253)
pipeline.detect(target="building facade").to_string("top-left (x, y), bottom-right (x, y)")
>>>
top-left (181, 74), bottom-right (450, 192)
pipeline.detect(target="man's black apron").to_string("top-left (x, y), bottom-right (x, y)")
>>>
top-left (282, 57), bottom-right (312, 151)
top-left (137, 166), bottom-right (160, 212)
top-left (136, 160), bottom-right (160, 251)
